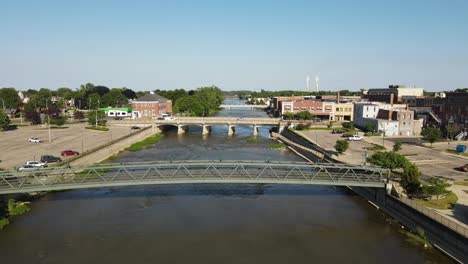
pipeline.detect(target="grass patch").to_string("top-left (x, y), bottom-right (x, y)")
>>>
top-left (270, 143), bottom-right (286, 149)
top-left (0, 218), bottom-right (9, 229)
top-left (446, 150), bottom-right (468, 157)
top-left (247, 137), bottom-right (259, 143)
top-left (125, 133), bottom-right (164, 151)
top-left (8, 199), bottom-right (31, 216)
top-left (85, 126), bottom-right (109, 131)
top-left (401, 227), bottom-right (432, 249)
top-left (415, 192), bottom-right (458, 209)
top-left (454, 181), bottom-right (468, 186)
top-left (366, 143), bottom-right (386, 151)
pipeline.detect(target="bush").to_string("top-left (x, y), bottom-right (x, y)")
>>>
top-left (342, 122), bottom-right (354, 130)
top-left (85, 126), bottom-right (109, 131)
top-left (0, 218), bottom-right (9, 229)
top-left (401, 163), bottom-right (421, 195)
top-left (421, 177), bottom-right (451, 199)
top-left (295, 123), bottom-right (311, 130)
top-left (334, 140), bottom-right (349, 154)
top-left (49, 117), bottom-right (66, 126)
top-left (393, 141), bottom-right (402, 152)
top-left (7, 199), bottom-right (30, 216)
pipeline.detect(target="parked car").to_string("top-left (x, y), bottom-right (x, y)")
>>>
top-left (17, 164), bottom-right (39, 172)
top-left (61, 150), bottom-right (80, 156)
top-left (342, 133), bottom-right (353, 138)
top-left (28, 137), bottom-right (42, 143)
top-left (131, 126), bottom-right (141, 130)
top-left (331, 129), bottom-right (344, 134)
top-left (24, 161), bottom-right (48, 167)
top-left (40, 155), bottom-right (62, 163)
top-left (455, 164), bottom-right (468, 172)
top-left (347, 135), bottom-right (363, 141)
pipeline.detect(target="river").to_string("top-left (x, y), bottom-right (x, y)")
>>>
top-left (0, 100), bottom-right (452, 263)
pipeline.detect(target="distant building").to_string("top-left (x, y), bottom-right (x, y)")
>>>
top-left (366, 85), bottom-right (424, 103)
top-left (272, 96), bottom-right (308, 116)
top-left (131, 92), bottom-right (172, 119)
top-left (333, 102), bottom-right (354, 122)
top-left (442, 92), bottom-right (468, 127)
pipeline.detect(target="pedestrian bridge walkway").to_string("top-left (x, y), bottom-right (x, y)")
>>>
top-left (0, 161), bottom-right (389, 194)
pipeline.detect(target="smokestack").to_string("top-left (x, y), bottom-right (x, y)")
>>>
top-left (390, 93), bottom-right (394, 107)
top-left (388, 110), bottom-right (393, 120)
top-left (337, 91), bottom-right (341, 103)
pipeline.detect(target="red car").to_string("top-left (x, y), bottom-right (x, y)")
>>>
top-left (61, 150), bottom-right (80, 156)
top-left (456, 164), bottom-right (468, 172)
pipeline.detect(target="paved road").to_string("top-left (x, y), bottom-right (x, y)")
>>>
top-left (0, 123), bottom-right (140, 170)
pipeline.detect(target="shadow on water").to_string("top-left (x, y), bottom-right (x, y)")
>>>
top-left (44, 184), bottom-right (356, 201)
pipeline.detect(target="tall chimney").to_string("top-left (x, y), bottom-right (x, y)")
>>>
top-left (390, 93), bottom-right (394, 107)
top-left (337, 91), bottom-right (341, 103)
top-left (388, 110), bottom-right (393, 120)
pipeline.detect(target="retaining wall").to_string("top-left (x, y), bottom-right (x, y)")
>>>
top-left (64, 126), bottom-right (159, 167)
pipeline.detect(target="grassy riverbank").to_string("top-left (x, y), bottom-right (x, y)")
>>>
top-left (0, 198), bottom-right (32, 230)
top-left (125, 133), bottom-right (164, 151)
top-left (416, 192), bottom-right (458, 209)
top-left (269, 143), bottom-right (286, 149)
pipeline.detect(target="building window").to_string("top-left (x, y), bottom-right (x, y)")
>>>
top-left (144, 110), bottom-right (148, 116)
top-left (310, 107), bottom-right (314, 110)
top-left (301, 107), bottom-right (306, 110)
top-left (152, 110), bottom-right (155, 116)
top-left (336, 108), bottom-right (339, 112)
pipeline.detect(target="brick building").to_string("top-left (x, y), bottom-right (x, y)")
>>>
top-left (131, 92), bottom-right (172, 119)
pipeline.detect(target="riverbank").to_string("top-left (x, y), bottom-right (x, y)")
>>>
top-left (283, 128), bottom-right (468, 263)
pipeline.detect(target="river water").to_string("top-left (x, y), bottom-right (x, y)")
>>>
top-left (0, 100), bottom-right (452, 263)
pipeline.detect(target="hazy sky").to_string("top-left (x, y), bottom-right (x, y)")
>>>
top-left (1, 0), bottom-right (467, 91)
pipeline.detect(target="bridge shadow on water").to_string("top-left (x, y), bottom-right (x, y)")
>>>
top-left (42, 184), bottom-right (359, 201)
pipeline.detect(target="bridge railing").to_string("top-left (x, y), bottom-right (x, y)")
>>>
top-left (0, 161), bottom-right (388, 194)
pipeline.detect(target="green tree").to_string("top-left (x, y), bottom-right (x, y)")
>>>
top-left (0, 111), bottom-right (10, 130)
top-left (49, 118), bottom-right (66, 126)
top-left (401, 163), bottom-right (421, 195)
top-left (393, 141), bottom-right (402, 152)
top-left (87, 110), bottom-right (105, 126)
top-left (421, 177), bottom-right (451, 199)
top-left (295, 111), bottom-right (313, 120)
top-left (101, 89), bottom-right (129, 107)
top-left (0, 87), bottom-right (21, 110)
top-left (421, 127), bottom-right (442, 147)
top-left (282, 112), bottom-right (295, 120)
top-left (87, 93), bottom-right (101, 110)
top-left (174, 96), bottom-right (205, 116)
top-left (364, 123), bottom-right (373, 132)
top-left (367, 151), bottom-right (409, 172)
top-left (334, 140), bottom-right (349, 154)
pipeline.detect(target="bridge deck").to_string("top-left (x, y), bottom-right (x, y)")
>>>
top-left (0, 161), bottom-right (389, 194)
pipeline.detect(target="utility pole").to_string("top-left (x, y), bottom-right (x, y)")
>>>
top-left (95, 99), bottom-right (100, 126)
top-left (0, 98), bottom-right (5, 112)
top-left (46, 99), bottom-right (51, 142)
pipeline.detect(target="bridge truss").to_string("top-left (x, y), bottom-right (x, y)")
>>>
top-left (0, 161), bottom-right (389, 194)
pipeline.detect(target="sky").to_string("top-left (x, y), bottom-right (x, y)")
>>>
top-left (1, 0), bottom-right (467, 92)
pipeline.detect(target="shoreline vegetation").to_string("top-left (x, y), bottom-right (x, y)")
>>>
top-left (125, 133), bottom-right (164, 152)
top-left (0, 198), bottom-right (32, 230)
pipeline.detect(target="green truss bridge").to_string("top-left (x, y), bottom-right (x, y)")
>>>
top-left (0, 161), bottom-right (390, 194)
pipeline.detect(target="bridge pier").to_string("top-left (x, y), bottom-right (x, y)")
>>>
top-left (228, 125), bottom-right (235, 135)
top-left (177, 125), bottom-right (188, 134)
top-left (278, 125), bottom-right (286, 133)
top-left (253, 125), bottom-right (258, 136)
top-left (202, 125), bottom-right (211, 135)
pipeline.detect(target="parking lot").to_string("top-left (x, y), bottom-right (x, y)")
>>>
top-left (0, 123), bottom-right (136, 170)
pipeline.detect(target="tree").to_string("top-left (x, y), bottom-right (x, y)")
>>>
top-left (0, 111), bottom-right (10, 130)
top-left (87, 110), bottom-right (106, 126)
top-left (91, 86), bottom-right (110, 97)
top-left (367, 151), bottom-right (409, 172)
top-left (101, 89), bottom-right (129, 107)
top-left (364, 123), bottom-right (373, 133)
top-left (393, 141), bottom-right (402, 152)
top-left (0, 88), bottom-right (21, 110)
top-left (421, 177), bottom-right (451, 199)
top-left (401, 163), bottom-right (421, 195)
top-left (282, 112), bottom-right (295, 120)
top-left (173, 96), bottom-right (205, 116)
top-left (87, 93), bottom-right (101, 109)
top-left (122, 88), bottom-right (137, 100)
top-left (25, 110), bottom-right (41, 125)
top-left (334, 140), bottom-right (349, 154)
top-left (421, 127), bottom-right (442, 147)
top-left (295, 111), bottom-right (313, 120)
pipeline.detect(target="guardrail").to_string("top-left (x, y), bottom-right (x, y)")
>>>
top-left (399, 196), bottom-right (468, 238)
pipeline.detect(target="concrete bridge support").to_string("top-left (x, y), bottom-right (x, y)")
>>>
top-left (279, 125), bottom-right (286, 133)
top-left (177, 125), bottom-right (188, 134)
top-left (202, 125), bottom-right (211, 135)
top-left (253, 125), bottom-right (258, 136)
top-left (228, 125), bottom-right (235, 136)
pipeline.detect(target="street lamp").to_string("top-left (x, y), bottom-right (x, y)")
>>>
top-left (95, 99), bottom-right (100, 127)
